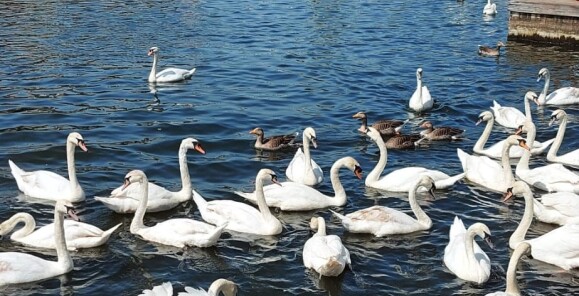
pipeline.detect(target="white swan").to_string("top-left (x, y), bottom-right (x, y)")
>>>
top-left (148, 47), bottom-right (196, 83)
top-left (364, 127), bottom-right (464, 192)
top-left (0, 200), bottom-right (77, 285)
top-left (504, 181), bottom-right (579, 270)
top-left (515, 120), bottom-right (579, 193)
top-left (490, 100), bottom-right (525, 129)
top-left (139, 279), bottom-right (237, 296)
top-left (443, 216), bottom-right (493, 284)
top-left (95, 138), bottom-right (205, 213)
top-left (547, 109), bottom-right (579, 168)
top-left (483, 0), bottom-right (497, 15)
top-left (408, 68), bottom-right (433, 112)
top-left (303, 217), bottom-right (351, 277)
top-left (536, 68), bottom-right (579, 106)
top-left (285, 127), bottom-right (324, 186)
top-left (235, 157), bottom-right (362, 211)
top-left (0, 212), bottom-right (120, 251)
top-left (485, 242), bottom-right (531, 296)
top-left (533, 192), bottom-right (579, 226)
top-left (123, 170), bottom-right (226, 248)
top-left (193, 169), bottom-right (282, 236)
top-left (8, 132), bottom-right (87, 202)
top-left (330, 175), bottom-right (435, 237)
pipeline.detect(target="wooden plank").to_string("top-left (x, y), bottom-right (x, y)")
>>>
top-left (509, 0), bottom-right (579, 18)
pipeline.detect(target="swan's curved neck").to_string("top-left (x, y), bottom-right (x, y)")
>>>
top-left (416, 74), bottom-right (423, 100)
top-left (408, 183), bottom-right (431, 227)
top-left (54, 208), bottom-right (72, 269)
top-left (149, 53), bottom-right (158, 82)
top-left (501, 139), bottom-right (515, 187)
top-left (177, 146), bottom-right (192, 198)
top-left (316, 217), bottom-right (327, 236)
top-left (473, 116), bottom-right (494, 152)
top-left (131, 177), bottom-right (149, 233)
top-left (255, 177), bottom-right (275, 220)
top-left (540, 72), bottom-right (550, 104)
top-left (523, 95), bottom-right (532, 121)
top-left (509, 187), bottom-right (534, 249)
top-left (504, 244), bottom-right (526, 295)
top-left (208, 279), bottom-right (235, 296)
top-left (329, 159), bottom-right (348, 206)
top-left (66, 140), bottom-right (80, 192)
top-left (516, 122), bottom-right (536, 172)
top-left (367, 136), bottom-right (387, 184)
top-left (0, 213), bottom-right (36, 239)
top-left (465, 228), bottom-right (479, 266)
top-left (547, 115), bottom-right (567, 160)
top-left (302, 134), bottom-right (313, 173)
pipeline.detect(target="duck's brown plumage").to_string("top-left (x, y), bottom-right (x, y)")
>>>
top-left (384, 133), bottom-right (421, 149)
top-left (249, 127), bottom-right (300, 151)
top-left (478, 41), bottom-right (505, 57)
top-left (352, 112), bottom-right (407, 137)
top-left (420, 121), bottom-right (464, 140)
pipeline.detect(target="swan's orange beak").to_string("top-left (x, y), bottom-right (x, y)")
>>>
top-left (518, 139), bottom-right (531, 151)
top-left (147, 49), bottom-right (154, 56)
top-left (502, 188), bottom-right (514, 202)
top-left (66, 207), bottom-right (80, 222)
top-left (121, 177), bottom-right (131, 191)
top-left (194, 144), bottom-right (206, 154)
top-left (78, 140), bottom-right (88, 152)
top-left (354, 166), bottom-right (363, 180)
top-left (271, 175), bottom-right (282, 186)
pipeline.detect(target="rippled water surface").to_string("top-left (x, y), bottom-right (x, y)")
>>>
top-left (1, 0), bottom-right (578, 295)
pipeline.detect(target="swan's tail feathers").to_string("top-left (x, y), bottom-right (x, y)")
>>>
top-left (143, 282), bottom-right (173, 296)
top-left (456, 148), bottom-right (468, 172)
top-left (449, 216), bottom-right (466, 238)
top-left (185, 68), bottom-right (196, 79)
top-left (8, 159), bottom-right (26, 191)
top-left (538, 138), bottom-right (556, 152)
top-left (329, 210), bottom-right (348, 223)
top-left (434, 172), bottom-right (466, 189)
top-left (395, 119), bottom-right (411, 133)
top-left (322, 257), bottom-right (345, 277)
top-left (196, 223), bottom-right (227, 248)
top-left (102, 223), bottom-right (123, 241)
top-left (491, 100), bottom-right (501, 109)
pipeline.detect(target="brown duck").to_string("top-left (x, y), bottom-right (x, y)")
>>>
top-left (249, 127), bottom-right (300, 151)
top-left (352, 111), bottom-right (408, 137)
top-left (419, 121), bottom-right (465, 140)
top-left (384, 132), bottom-right (422, 149)
top-left (478, 41), bottom-right (505, 57)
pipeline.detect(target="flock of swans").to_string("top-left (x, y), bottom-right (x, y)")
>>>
top-left (1, 42), bottom-right (578, 296)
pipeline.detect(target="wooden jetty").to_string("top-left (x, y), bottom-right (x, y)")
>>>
top-left (508, 0), bottom-right (579, 47)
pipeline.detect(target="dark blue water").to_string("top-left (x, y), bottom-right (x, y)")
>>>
top-left (1, 0), bottom-right (578, 295)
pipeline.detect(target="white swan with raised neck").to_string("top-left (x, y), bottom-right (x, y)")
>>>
top-left (408, 68), bottom-right (433, 112)
top-left (546, 109), bottom-right (579, 168)
top-left (148, 46), bottom-right (196, 83)
top-left (536, 68), bottom-right (579, 106)
top-left (285, 127), bottom-right (324, 186)
top-left (303, 216), bottom-right (351, 277)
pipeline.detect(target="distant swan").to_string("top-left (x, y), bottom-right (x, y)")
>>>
top-left (123, 170), bottom-right (226, 248)
top-left (330, 175), bottom-right (435, 236)
top-left (303, 217), bottom-right (351, 277)
top-left (194, 169), bottom-right (283, 236)
top-left (139, 278), bottom-right (237, 296)
top-left (443, 216), bottom-right (493, 284)
top-left (365, 127), bottom-right (464, 192)
top-left (8, 132), bottom-right (87, 202)
top-left (536, 68), bottom-right (579, 105)
top-left (95, 138), bottom-right (205, 213)
top-left (504, 181), bottom-right (579, 270)
top-left (483, 0), bottom-right (497, 15)
top-left (147, 47), bottom-right (196, 83)
top-left (546, 109), bottom-right (579, 168)
top-left (485, 242), bottom-right (531, 296)
top-left (408, 68), bottom-right (433, 112)
top-left (285, 127), bottom-right (324, 186)
top-left (0, 200), bottom-right (77, 285)
top-left (490, 98), bottom-right (526, 129)
top-left (0, 212), bottom-right (120, 251)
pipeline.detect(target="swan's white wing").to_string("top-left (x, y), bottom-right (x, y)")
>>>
top-left (421, 86), bottom-right (433, 109)
top-left (519, 164), bottom-right (579, 185)
top-left (0, 252), bottom-right (63, 285)
top-left (285, 148), bottom-right (323, 185)
top-left (529, 224), bottom-right (579, 270)
top-left (203, 200), bottom-right (265, 234)
top-left (490, 101), bottom-right (525, 128)
top-left (375, 167), bottom-right (449, 192)
top-left (156, 67), bottom-right (196, 83)
top-left (139, 282), bottom-right (173, 296)
top-left (554, 149), bottom-right (579, 168)
top-left (545, 87), bottom-right (579, 105)
top-left (540, 192), bottom-right (579, 217)
top-left (457, 148), bottom-right (505, 191)
top-left (343, 206), bottom-right (419, 235)
top-left (303, 235), bottom-right (349, 276)
top-left (179, 286), bottom-right (209, 296)
top-left (236, 182), bottom-right (329, 210)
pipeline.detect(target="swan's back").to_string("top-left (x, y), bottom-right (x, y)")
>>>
top-left (0, 252), bottom-right (66, 285)
top-left (303, 234), bottom-right (350, 277)
top-left (527, 224), bottom-right (579, 270)
top-left (139, 282), bottom-right (173, 296)
top-left (285, 148), bottom-right (323, 186)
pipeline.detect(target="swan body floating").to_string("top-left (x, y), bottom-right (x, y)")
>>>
top-left (139, 279), bottom-right (237, 296)
top-left (536, 68), bottom-right (579, 106)
top-left (547, 109), bottom-right (579, 168)
top-left (515, 120), bottom-right (579, 193)
top-left (483, 0), bottom-right (497, 15)
top-left (9, 132), bottom-right (87, 202)
top-left (285, 127), bottom-right (324, 186)
top-left (478, 41), bottom-right (504, 57)
top-left (504, 181), bottom-right (579, 270)
top-left (485, 242), bottom-right (531, 296)
top-left (303, 217), bottom-right (351, 277)
top-left (533, 192), bottom-right (579, 226)
top-left (123, 170), bottom-right (226, 248)
top-left (0, 212), bottom-right (120, 251)
top-left (443, 216), bottom-right (493, 284)
top-left (364, 127), bottom-right (464, 192)
top-left (95, 138), bottom-right (205, 213)
top-left (419, 121), bottom-right (464, 140)
top-left (490, 100), bottom-right (526, 129)
top-left (194, 169), bottom-right (283, 236)
top-left (249, 127), bottom-right (300, 151)
top-left (352, 111), bottom-right (408, 137)
top-left (147, 47), bottom-right (196, 83)
top-left (408, 68), bottom-right (433, 112)
top-left (236, 157), bottom-right (362, 211)
top-left (458, 134), bottom-right (530, 192)
top-left (330, 175), bottom-right (435, 237)
top-left (0, 200), bottom-right (77, 286)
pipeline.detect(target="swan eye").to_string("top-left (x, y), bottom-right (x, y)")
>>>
top-left (270, 174), bottom-right (278, 182)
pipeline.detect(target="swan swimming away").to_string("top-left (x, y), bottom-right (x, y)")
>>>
top-left (364, 127), bottom-right (464, 192)
top-left (546, 109), bottom-right (579, 168)
top-left (408, 68), bottom-right (433, 112)
top-left (443, 216), bottom-right (493, 284)
top-left (285, 127), bottom-right (324, 186)
top-left (504, 181), bottom-right (579, 270)
top-left (138, 278), bottom-right (237, 296)
top-left (8, 132), bottom-right (87, 202)
top-left (235, 157), bottom-right (362, 211)
top-left (485, 242), bottom-right (531, 296)
top-left (303, 216), bottom-right (351, 277)
top-left (0, 212), bottom-right (120, 251)
top-left (483, 0), bottom-right (497, 15)
top-left (536, 68), bottom-right (579, 105)
top-left (490, 100), bottom-right (526, 129)
top-left (95, 138), bottom-right (206, 213)
top-left (123, 170), bottom-right (226, 248)
top-left (0, 200), bottom-right (77, 285)
top-left (330, 175), bottom-right (435, 236)
top-left (147, 47), bottom-right (196, 83)
top-left (194, 168), bottom-right (283, 236)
